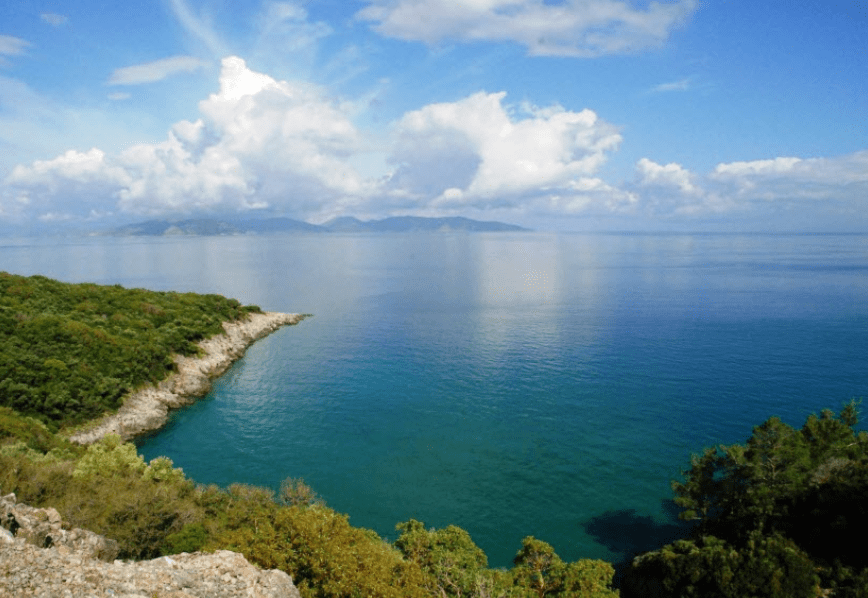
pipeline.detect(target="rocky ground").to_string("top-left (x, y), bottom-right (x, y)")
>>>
top-left (1, 491), bottom-right (302, 598)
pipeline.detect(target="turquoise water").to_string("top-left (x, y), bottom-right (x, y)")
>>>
top-left (3, 232), bottom-right (867, 567)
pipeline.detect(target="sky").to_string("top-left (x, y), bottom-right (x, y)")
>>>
top-left (0, 0), bottom-right (866, 232)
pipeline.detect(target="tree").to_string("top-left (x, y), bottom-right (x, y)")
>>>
top-left (511, 537), bottom-right (617, 598)
top-left (671, 401), bottom-right (867, 542)
top-left (621, 532), bottom-right (818, 598)
top-left (395, 519), bottom-right (491, 598)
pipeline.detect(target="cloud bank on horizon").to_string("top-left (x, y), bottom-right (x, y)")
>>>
top-left (0, 0), bottom-right (865, 231)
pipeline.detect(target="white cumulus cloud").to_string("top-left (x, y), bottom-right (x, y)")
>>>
top-left (4, 56), bottom-right (867, 229)
top-left (627, 152), bottom-right (868, 224)
top-left (8, 148), bottom-right (130, 190)
top-left (636, 157), bottom-right (699, 194)
top-left (357, 0), bottom-right (697, 57)
top-left (4, 57), bottom-right (369, 221)
top-left (711, 152), bottom-right (868, 202)
top-left (386, 92), bottom-right (624, 213)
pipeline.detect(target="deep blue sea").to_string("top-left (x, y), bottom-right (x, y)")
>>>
top-left (2, 232), bottom-right (867, 567)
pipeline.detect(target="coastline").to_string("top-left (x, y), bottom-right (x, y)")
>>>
top-left (69, 311), bottom-right (309, 445)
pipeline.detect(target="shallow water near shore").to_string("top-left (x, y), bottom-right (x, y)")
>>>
top-left (3, 232), bottom-right (867, 567)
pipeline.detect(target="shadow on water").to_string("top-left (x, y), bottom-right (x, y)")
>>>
top-left (583, 500), bottom-right (695, 587)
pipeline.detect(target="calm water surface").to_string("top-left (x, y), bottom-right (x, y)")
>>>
top-left (3, 232), bottom-right (867, 566)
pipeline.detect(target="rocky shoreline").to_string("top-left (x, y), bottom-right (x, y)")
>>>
top-left (69, 311), bottom-right (309, 445)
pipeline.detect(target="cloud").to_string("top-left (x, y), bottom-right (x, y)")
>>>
top-left (357, 0), bottom-right (697, 57)
top-left (628, 152), bottom-right (868, 222)
top-left (256, 2), bottom-right (333, 55)
top-left (4, 148), bottom-right (131, 218)
top-left (108, 56), bottom-right (209, 85)
top-left (112, 56), bottom-right (370, 216)
top-left (7, 148), bottom-right (123, 188)
top-left (4, 57), bottom-right (367, 220)
top-left (711, 152), bottom-right (868, 202)
top-left (631, 158), bottom-right (708, 216)
top-left (167, 0), bottom-right (228, 57)
top-left (3, 56), bottom-right (866, 229)
top-left (4, 58), bottom-right (627, 222)
top-left (650, 77), bottom-right (691, 93)
top-left (385, 92), bottom-right (624, 213)
top-left (40, 13), bottom-right (68, 27)
top-left (712, 156), bottom-right (802, 178)
top-left (636, 157), bottom-right (699, 194)
top-left (0, 35), bottom-right (30, 60)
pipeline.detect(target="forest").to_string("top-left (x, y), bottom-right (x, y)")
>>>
top-left (1, 272), bottom-right (866, 597)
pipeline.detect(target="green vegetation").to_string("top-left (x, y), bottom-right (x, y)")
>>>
top-left (0, 272), bottom-right (259, 429)
top-left (622, 402), bottom-right (868, 598)
top-left (3, 271), bottom-right (866, 597)
top-left (0, 434), bottom-right (619, 598)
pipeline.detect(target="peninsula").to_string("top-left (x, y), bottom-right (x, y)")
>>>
top-left (70, 311), bottom-right (308, 444)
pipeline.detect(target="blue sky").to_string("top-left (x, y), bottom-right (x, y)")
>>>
top-left (1, 0), bottom-right (865, 231)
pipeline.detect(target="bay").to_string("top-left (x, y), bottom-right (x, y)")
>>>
top-left (2, 232), bottom-right (867, 567)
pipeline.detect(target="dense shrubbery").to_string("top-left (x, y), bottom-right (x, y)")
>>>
top-left (0, 272), bottom-right (259, 428)
top-left (622, 402), bottom-right (868, 598)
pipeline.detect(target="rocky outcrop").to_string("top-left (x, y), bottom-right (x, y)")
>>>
top-left (0, 491), bottom-right (302, 598)
top-left (1, 491), bottom-right (119, 561)
top-left (70, 311), bottom-right (308, 445)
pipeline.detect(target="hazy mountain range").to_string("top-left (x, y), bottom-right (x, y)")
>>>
top-left (103, 216), bottom-right (529, 236)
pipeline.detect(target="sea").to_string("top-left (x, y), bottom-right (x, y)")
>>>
top-left (2, 231), bottom-right (866, 567)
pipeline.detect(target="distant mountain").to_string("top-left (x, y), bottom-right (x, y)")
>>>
top-left (320, 216), bottom-right (367, 232)
top-left (105, 216), bottom-right (529, 236)
top-left (106, 217), bottom-right (320, 236)
top-left (238, 218), bottom-right (322, 233)
top-left (110, 219), bottom-right (243, 236)
top-left (321, 216), bottom-right (529, 232)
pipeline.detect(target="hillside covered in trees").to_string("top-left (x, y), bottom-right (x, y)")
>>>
top-left (1, 272), bottom-right (866, 597)
top-left (0, 272), bottom-right (260, 428)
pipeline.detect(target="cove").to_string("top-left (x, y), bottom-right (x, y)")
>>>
top-left (3, 232), bottom-right (865, 567)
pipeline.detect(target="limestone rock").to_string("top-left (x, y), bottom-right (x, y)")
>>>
top-left (0, 492), bottom-right (301, 598)
top-left (1, 491), bottom-right (119, 561)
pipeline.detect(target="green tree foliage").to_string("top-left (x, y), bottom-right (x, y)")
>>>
top-left (394, 522), bottom-right (618, 598)
top-left (623, 401), bottom-right (868, 597)
top-left (622, 533), bottom-right (818, 598)
top-left (511, 537), bottom-right (618, 598)
top-left (0, 406), bottom-right (82, 455)
top-left (395, 518), bottom-right (494, 598)
top-left (279, 477), bottom-right (324, 507)
top-left (672, 402), bottom-right (868, 544)
top-left (0, 272), bottom-right (260, 429)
